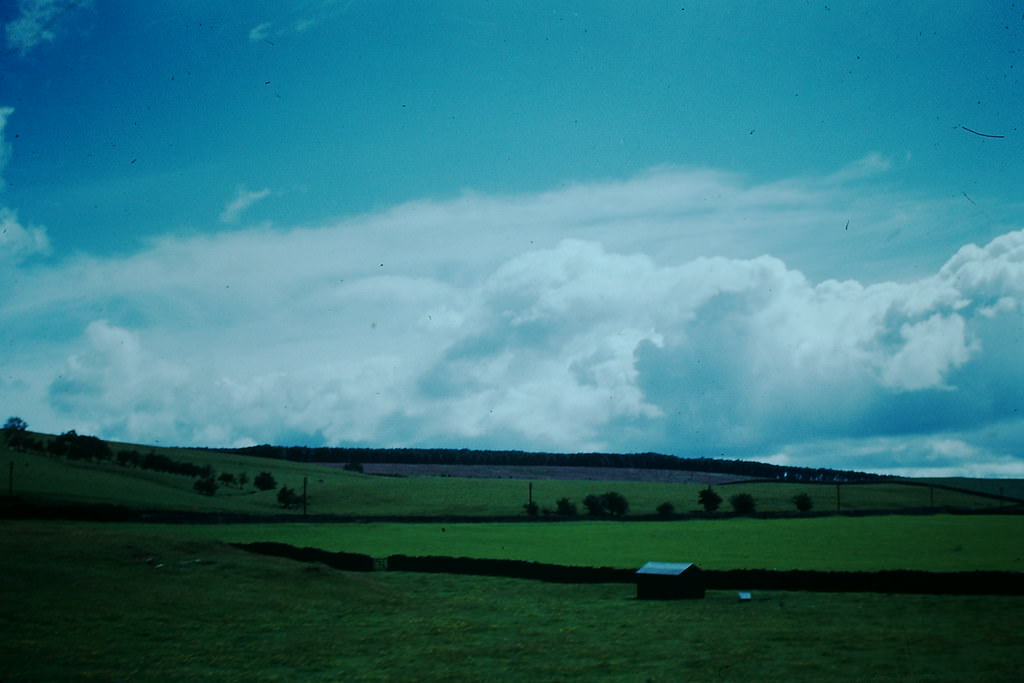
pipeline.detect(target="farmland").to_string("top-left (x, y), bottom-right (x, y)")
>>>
top-left (2, 431), bottom-right (1023, 681)
top-left (2, 521), bottom-right (1023, 682)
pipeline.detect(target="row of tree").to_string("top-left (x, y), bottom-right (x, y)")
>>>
top-left (525, 487), bottom-right (815, 517)
top-left (2, 419), bottom-right (285, 500)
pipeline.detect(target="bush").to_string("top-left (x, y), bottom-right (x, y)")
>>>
top-left (523, 501), bottom-right (540, 516)
top-left (254, 471), bottom-right (277, 491)
top-left (582, 494), bottom-right (605, 516)
top-left (193, 476), bottom-right (218, 496)
top-left (656, 501), bottom-right (675, 517)
top-left (582, 492), bottom-right (629, 517)
top-left (342, 462), bottom-right (364, 473)
top-left (698, 486), bottom-right (722, 512)
top-left (730, 492), bottom-right (756, 515)
top-left (793, 492), bottom-right (813, 512)
top-left (277, 485), bottom-right (303, 509)
top-left (218, 472), bottom-right (236, 488)
top-left (602, 491), bottom-right (629, 517)
top-left (555, 497), bottom-right (578, 516)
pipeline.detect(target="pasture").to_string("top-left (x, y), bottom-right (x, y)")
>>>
top-left (2, 522), bottom-right (1022, 682)
top-left (110, 514), bottom-right (1024, 572)
top-left (4, 434), bottom-right (1023, 680)
top-left (3, 437), bottom-right (1016, 517)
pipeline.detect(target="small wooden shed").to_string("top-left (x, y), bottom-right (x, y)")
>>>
top-left (635, 561), bottom-right (705, 600)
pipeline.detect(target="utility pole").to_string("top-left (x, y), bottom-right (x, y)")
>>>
top-left (303, 476), bottom-right (308, 517)
top-left (528, 482), bottom-right (533, 507)
top-left (7, 462), bottom-right (12, 498)
top-left (835, 483), bottom-right (841, 513)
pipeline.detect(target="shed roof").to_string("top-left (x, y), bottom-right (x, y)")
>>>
top-left (636, 561), bottom-right (695, 576)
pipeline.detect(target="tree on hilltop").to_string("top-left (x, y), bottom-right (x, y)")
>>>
top-left (698, 486), bottom-right (722, 512)
top-left (254, 471), bottom-right (277, 491)
top-left (793, 492), bottom-right (813, 513)
top-left (730, 493), bottom-right (756, 515)
top-left (3, 416), bottom-right (27, 433)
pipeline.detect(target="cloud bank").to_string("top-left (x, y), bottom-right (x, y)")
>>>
top-left (2, 162), bottom-right (1022, 476)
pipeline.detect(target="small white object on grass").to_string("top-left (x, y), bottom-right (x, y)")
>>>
top-left (738, 592), bottom-right (752, 601)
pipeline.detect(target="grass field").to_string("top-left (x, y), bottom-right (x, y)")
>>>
top-left (4, 438), bottom-right (1017, 517)
top-left (106, 514), bottom-right (1024, 572)
top-left (2, 522), bottom-right (1022, 682)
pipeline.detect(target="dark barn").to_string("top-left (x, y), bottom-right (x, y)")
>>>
top-left (635, 561), bottom-right (705, 599)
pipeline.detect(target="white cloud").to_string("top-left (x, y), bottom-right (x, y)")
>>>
top-left (0, 106), bottom-right (13, 187)
top-left (0, 207), bottom-right (50, 265)
top-left (248, 22), bottom-right (272, 43)
top-left (219, 187), bottom-right (271, 224)
top-left (3, 0), bottom-right (90, 55)
top-left (2, 164), bottom-right (1023, 476)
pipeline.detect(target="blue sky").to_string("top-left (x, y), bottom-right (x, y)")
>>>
top-left (2, 1), bottom-right (1023, 476)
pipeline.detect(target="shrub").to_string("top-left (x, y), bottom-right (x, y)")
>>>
top-left (193, 476), bottom-right (218, 496)
top-left (730, 492), bottom-right (756, 515)
top-left (218, 472), bottom-right (236, 488)
top-left (698, 486), bottom-right (722, 512)
top-left (342, 462), bottom-right (364, 473)
top-left (602, 491), bottom-right (629, 517)
top-left (555, 497), bottom-right (578, 516)
top-left (254, 472), bottom-right (277, 491)
top-left (656, 501), bottom-right (675, 517)
top-left (582, 492), bottom-right (629, 517)
top-left (277, 485), bottom-right (303, 509)
top-left (793, 492), bottom-right (813, 512)
top-left (582, 494), bottom-right (605, 516)
top-left (523, 501), bottom-right (539, 516)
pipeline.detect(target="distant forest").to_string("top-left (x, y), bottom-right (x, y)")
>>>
top-left (218, 445), bottom-right (888, 484)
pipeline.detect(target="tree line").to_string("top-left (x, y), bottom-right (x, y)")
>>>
top-left (525, 487), bottom-right (814, 518)
top-left (222, 444), bottom-right (886, 483)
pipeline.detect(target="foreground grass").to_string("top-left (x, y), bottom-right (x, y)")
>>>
top-left (108, 514), bottom-right (1024, 571)
top-left (2, 522), bottom-right (1021, 682)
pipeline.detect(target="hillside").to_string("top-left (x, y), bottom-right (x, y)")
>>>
top-left (2, 428), bottom-right (1021, 519)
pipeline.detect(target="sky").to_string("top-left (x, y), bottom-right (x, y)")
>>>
top-left (1, 1), bottom-right (1023, 477)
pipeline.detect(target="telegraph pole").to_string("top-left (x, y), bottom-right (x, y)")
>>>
top-left (303, 476), bottom-right (308, 517)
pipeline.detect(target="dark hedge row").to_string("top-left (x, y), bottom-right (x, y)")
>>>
top-left (230, 543), bottom-right (1023, 595)
top-left (386, 554), bottom-right (634, 583)
top-left (232, 542), bottom-right (376, 572)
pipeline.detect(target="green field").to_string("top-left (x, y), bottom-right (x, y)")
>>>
top-left (105, 514), bottom-right (1024, 572)
top-left (2, 522), bottom-right (1022, 682)
top-left (4, 434), bottom-right (1024, 680)
top-left (4, 438), bottom-right (1016, 517)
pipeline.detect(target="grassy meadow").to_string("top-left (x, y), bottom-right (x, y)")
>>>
top-left (3, 433), bottom-right (1023, 680)
top-left (2, 522), bottom-right (1022, 682)
top-left (110, 514), bottom-right (1024, 572)
top-left (4, 436), bottom-right (1017, 517)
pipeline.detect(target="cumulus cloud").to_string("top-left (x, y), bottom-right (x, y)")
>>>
top-left (2, 164), bottom-right (1022, 476)
top-left (0, 106), bottom-right (13, 186)
top-left (3, 0), bottom-right (90, 55)
top-left (0, 109), bottom-right (51, 265)
top-left (219, 187), bottom-right (271, 224)
top-left (0, 207), bottom-right (51, 264)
